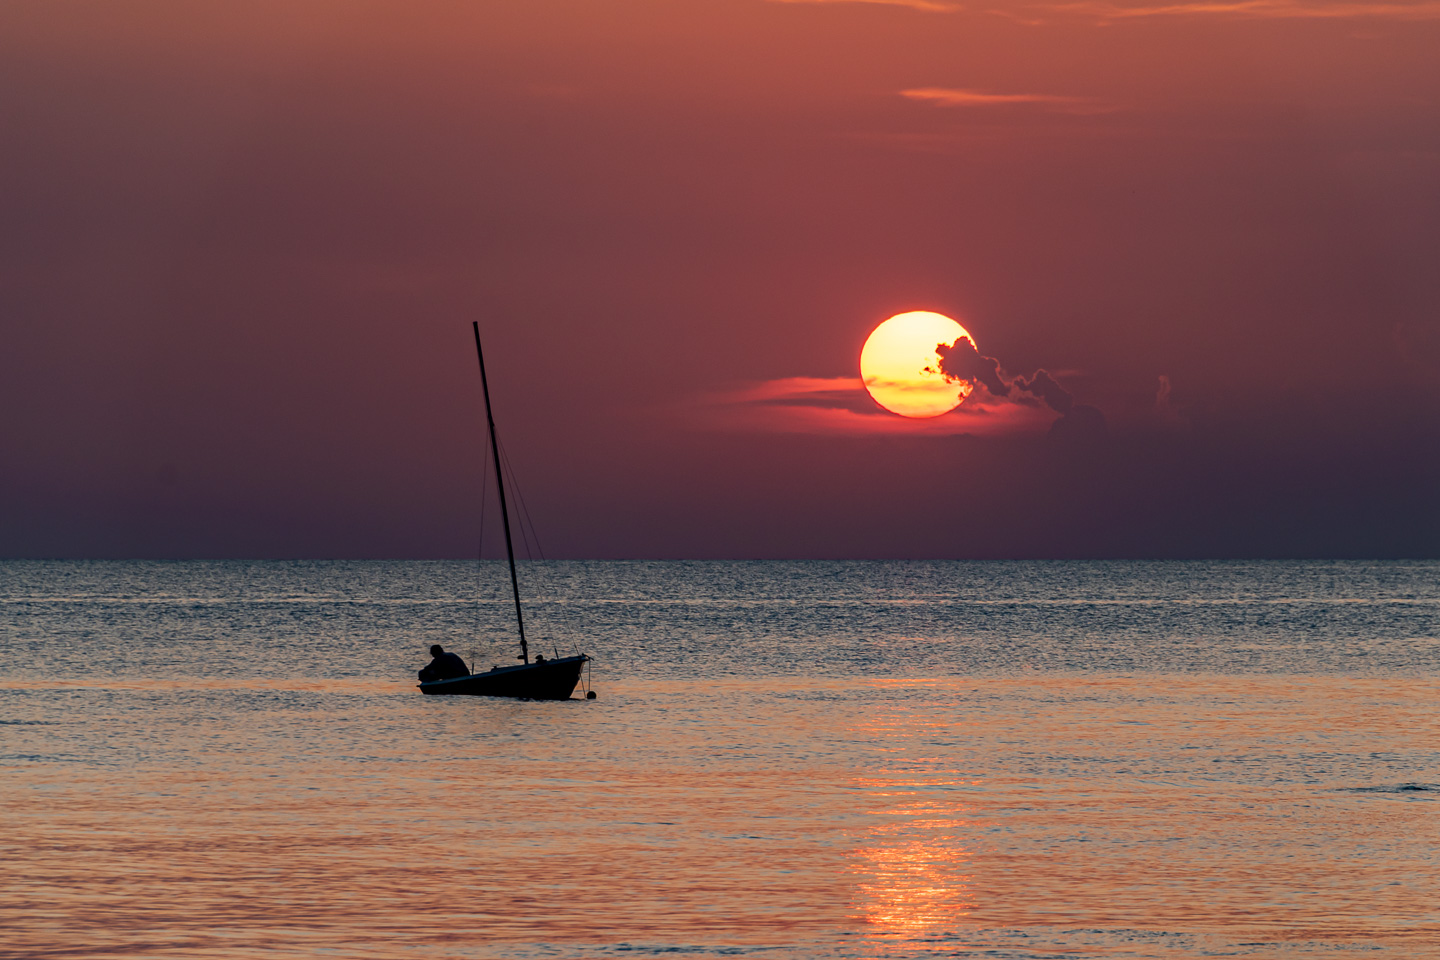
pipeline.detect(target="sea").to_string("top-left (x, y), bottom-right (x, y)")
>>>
top-left (1, 560), bottom-right (1437, 959)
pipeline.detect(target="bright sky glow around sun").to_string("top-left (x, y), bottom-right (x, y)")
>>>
top-left (860, 311), bottom-right (974, 418)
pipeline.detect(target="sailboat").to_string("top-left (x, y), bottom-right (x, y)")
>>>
top-left (418, 323), bottom-right (591, 700)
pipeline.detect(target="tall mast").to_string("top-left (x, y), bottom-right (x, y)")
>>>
top-left (472, 322), bottom-right (528, 665)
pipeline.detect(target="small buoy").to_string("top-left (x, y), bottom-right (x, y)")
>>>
top-left (586, 690), bottom-right (597, 699)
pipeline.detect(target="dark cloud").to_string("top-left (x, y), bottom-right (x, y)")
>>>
top-left (932, 336), bottom-right (1010, 397)
top-left (1013, 369), bottom-right (1074, 414)
top-left (934, 338), bottom-right (1103, 446)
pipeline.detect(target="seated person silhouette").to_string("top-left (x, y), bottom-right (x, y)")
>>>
top-left (418, 644), bottom-right (470, 682)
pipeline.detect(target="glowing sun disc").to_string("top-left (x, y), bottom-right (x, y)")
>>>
top-left (861, 311), bottom-right (973, 418)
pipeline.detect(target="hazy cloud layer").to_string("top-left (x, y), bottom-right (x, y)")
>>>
top-left (772, 0), bottom-right (1440, 18)
top-left (1049, 0), bottom-right (1440, 19)
top-left (901, 88), bottom-right (1116, 113)
top-left (768, 0), bottom-right (962, 12)
top-left (701, 377), bottom-right (1057, 436)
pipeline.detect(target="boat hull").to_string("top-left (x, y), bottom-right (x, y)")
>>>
top-left (418, 654), bottom-right (588, 700)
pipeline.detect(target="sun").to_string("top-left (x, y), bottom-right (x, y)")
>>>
top-left (860, 311), bottom-right (974, 418)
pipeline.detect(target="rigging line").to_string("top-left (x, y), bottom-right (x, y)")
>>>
top-left (494, 438), bottom-right (535, 560)
top-left (491, 440), bottom-right (543, 642)
top-left (497, 437), bottom-right (547, 560)
top-left (495, 442), bottom-right (533, 561)
top-left (495, 439), bottom-right (537, 561)
top-left (479, 416), bottom-right (490, 553)
top-left (491, 446), bottom-right (538, 564)
top-left (476, 421), bottom-right (490, 635)
top-left (512, 453), bottom-right (545, 561)
top-left (511, 455), bottom-right (545, 561)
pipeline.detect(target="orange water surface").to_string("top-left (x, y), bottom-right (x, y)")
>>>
top-left (3, 673), bottom-right (1437, 959)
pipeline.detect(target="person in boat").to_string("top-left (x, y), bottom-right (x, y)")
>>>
top-left (418, 644), bottom-right (470, 682)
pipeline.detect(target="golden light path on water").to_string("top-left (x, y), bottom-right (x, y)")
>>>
top-left (850, 698), bottom-right (979, 944)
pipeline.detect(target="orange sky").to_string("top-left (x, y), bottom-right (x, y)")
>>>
top-left (2, 0), bottom-right (1438, 556)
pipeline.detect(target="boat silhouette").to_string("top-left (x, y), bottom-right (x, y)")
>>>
top-left (418, 323), bottom-right (590, 700)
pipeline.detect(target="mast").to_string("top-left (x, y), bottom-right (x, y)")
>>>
top-left (473, 322), bottom-right (528, 664)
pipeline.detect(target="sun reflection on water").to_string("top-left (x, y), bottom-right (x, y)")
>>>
top-left (853, 800), bottom-right (978, 938)
top-left (847, 699), bottom-right (984, 951)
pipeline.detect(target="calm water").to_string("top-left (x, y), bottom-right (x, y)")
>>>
top-left (1, 560), bottom-right (1437, 959)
